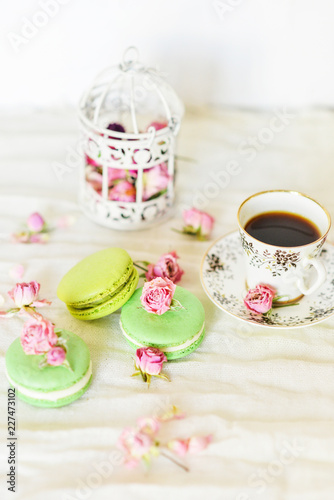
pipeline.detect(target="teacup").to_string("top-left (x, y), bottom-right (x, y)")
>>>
top-left (237, 190), bottom-right (331, 303)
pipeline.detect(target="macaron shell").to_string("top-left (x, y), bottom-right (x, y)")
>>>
top-left (67, 267), bottom-right (139, 320)
top-left (123, 326), bottom-right (205, 360)
top-left (57, 248), bottom-right (134, 307)
top-left (11, 377), bottom-right (92, 408)
top-left (120, 286), bottom-right (205, 359)
top-left (5, 330), bottom-right (92, 408)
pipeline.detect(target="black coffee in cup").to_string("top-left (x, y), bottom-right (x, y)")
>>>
top-left (244, 211), bottom-right (321, 247)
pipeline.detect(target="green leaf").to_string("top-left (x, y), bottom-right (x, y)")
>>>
top-left (154, 373), bottom-right (170, 382)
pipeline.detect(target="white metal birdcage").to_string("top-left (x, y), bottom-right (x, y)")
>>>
top-left (78, 47), bottom-right (184, 230)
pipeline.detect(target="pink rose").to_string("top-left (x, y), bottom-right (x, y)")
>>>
top-left (46, 346), bottom-right (66, 366)
top-left (137, 416), bottom-right (161, 435)
top-left (28, 233), bottom-right (50, 244)
top-left (183, 208), bottom-right (215, 239)
top-left (124, 457), bottom-right (140, 469)
top-left (140, 277), bottom-right (176, 315)
top-left (187, 435), bottom-right (212, 454)
top-left (85, 166), bottom-right (103, 191)
top-left (86, 166), bottom-right (130, 194)
top-left (135, 347), bottom-right (167, 376)
top-left (146, 251), bottom-right (184, 284)
top-left (108, 168), bottom-right (128, 184)
top-left (117, 427), bottom-right (153, 459)
top-left (12, 232), bottom-right (30, 244)
top-left (8, 281), bottom-right (51, 308)
top-left (200, 212), bottom-right (215, 238)
top-left (146, 121), bottom-right (168, 132)
top-left (244, 284), bottom-right (276, 314)
top-left (168, 439), bottom-right (189, 457)
top-left (142, 163), bottom-right (170, 201)
top-left (9, 281), bottom-right (40, 307)
top-left (21, 318), bottom-right (58, 355)
top-left (27, 212), bottom-right (45, 232)
top-left (85, 154), bottom-right (101, 168)
top-left (168, 435), bottom-right (212, 456)
top-left (109, 180), bottom-right (136, 202)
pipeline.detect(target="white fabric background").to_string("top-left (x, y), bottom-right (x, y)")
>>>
top-left (1, 107), bottom-right (334, 500)
top-left (2, 0), bottom-right (334, 109)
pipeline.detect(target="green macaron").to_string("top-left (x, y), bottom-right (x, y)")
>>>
top-left (57, 248), bottom-right (139, 320)
top-left (5, 330), bottom-right (92, 408)
top-left (120, 286), bottom-right (205, 360)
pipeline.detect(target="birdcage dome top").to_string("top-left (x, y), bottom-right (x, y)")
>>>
top-left (79, 47), bottom-right (184, 139)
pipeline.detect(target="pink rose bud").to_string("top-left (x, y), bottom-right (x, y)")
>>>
top-left (21, 318), bottom-right (58, 355)
top-left (27, 212), bottom-right (45, 232)
top-left (168, 439), bottom-right (189, 457)
top-left (183, 208), bottom-right (202, 231)
top-left (8, 281), bottom-right (40, 308)
top-left (183, 208), bottom-right (215, 238)
top-left (85, 154), bottom-right (101, 168)
top-left (146, 251), bottom-right (184, 284)
top-left (108, 180), bottom-right (136, 202)
top-left (117, 427), bottom-right (153, 459)
top-left (108, 168), bottom-right (128, 185)
top-left (137, 416), bottom-right (161, 435)
top-left (146, 121), bottom-right (168, 132)
top-left (140, 277), bottom-right (176, 315)
top-left (46, 346), bottom-right (66, 366)
top-left (244, 284), bottom-right (276, 314)
top-left (187, 435), bottom-right (212, 454)
top-left (29, 233), bottom-right (49, 244)
top-left (85, 166), bottom-right (103, 191)
top-left (135, 347), bottom-right (167, 376)
top-left (124, 457), bottom-right (140, 469)
top-left (199, 212), bottom-right (215, 238)
top-left (142, 163), bottom-right (170, 201)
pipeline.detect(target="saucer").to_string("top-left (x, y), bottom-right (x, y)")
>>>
top-left (200, 231), bottom-right (334, 328)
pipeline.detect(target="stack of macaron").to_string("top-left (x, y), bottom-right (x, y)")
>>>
top-left (6, 246), bottom-right (205, 408)
top-left (57, 248), bottom-right (139, 320)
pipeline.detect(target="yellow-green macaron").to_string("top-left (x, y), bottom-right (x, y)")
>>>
top-left (57, 248), bottom-right (139, 320)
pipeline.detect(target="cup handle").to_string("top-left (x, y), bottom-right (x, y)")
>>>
top-left (296, 257), bottom-right (327, 295)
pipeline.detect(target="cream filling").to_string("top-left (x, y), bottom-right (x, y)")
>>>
top-left (5, 361), bottom-right (92, 402)
top-left (70, 272), bottom-right (134, 309)
top-left (120, 322), bottom-right (205, 353)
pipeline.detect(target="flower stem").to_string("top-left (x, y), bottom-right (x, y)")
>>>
top-left (273, 302), bottom-right (299, 309)
top-left (160, 450), bottom-right (189, 472)
top-left (21, 306), bottom-right (44, 321)
top-left (134, 262), bottom-right (148, 273)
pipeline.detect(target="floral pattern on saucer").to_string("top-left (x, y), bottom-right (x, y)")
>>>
top-left (201, 231), bottom-right (334, 328)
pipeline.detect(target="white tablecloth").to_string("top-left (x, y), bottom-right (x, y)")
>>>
top-left (1, 107), bottom-right (334, 500)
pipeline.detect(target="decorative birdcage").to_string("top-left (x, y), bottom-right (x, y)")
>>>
top-left (78, 47), bottom-right (184, 230)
